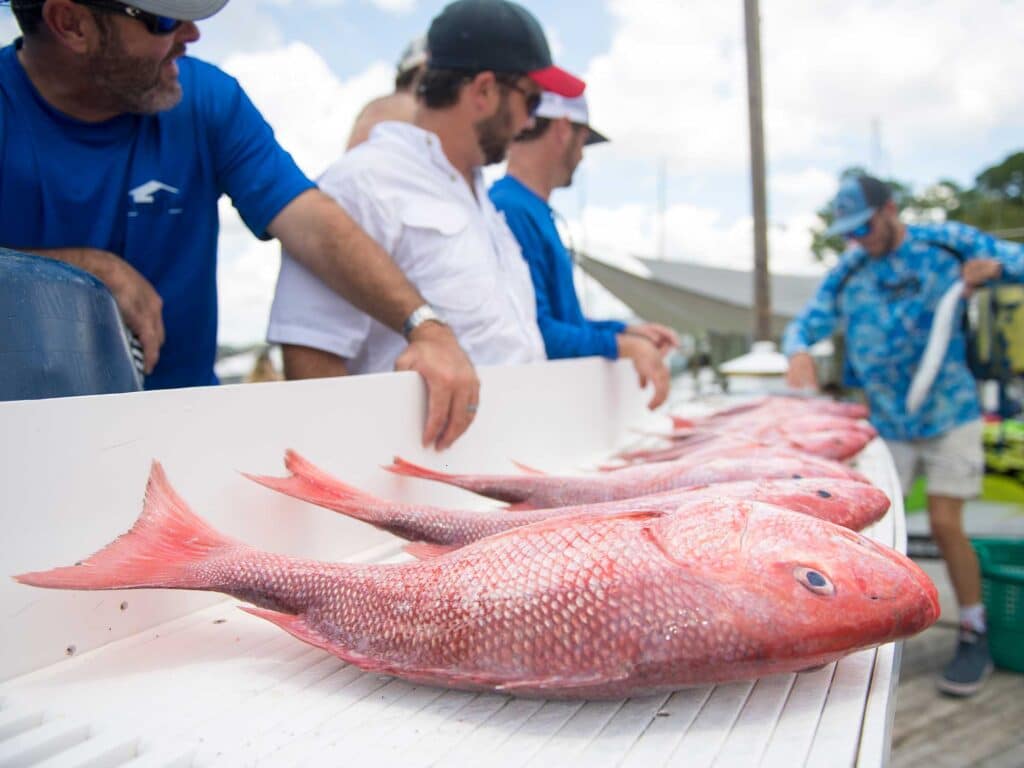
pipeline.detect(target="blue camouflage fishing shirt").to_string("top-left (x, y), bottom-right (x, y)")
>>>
top-left (782, 222), bottom-right (1024, 441)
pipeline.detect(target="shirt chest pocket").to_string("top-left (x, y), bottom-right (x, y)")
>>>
top-left (398, 200), bottom-right (497, 317)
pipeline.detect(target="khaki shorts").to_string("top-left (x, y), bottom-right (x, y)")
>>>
top-left (887, 419), bottom-right (985, 499)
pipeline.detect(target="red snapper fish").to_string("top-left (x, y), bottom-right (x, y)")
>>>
top-left (246, 450), bottom-right (891, 546)
top-left (670, 397), bottom-right (869, 429)
top-left (384, 447), bottom-right (871, 510)
top-left (615, 427), bottom-right (874, 465)
top-left (15, 463), bottom-right (938, 699)
top-left (669, 414), bottom-right (877, 439)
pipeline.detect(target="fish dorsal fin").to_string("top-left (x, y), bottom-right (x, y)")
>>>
top-left (511, 461), bottom-right (546, 475)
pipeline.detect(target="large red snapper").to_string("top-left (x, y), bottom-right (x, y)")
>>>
top-left (671, 397), bottom-right (870, 428)
top-left (246, 450), bottom-right (891, 546)
top-left (614, 426), bottom-right (874, 465)
top-left (673, 413), bottom-right (877, 438)
top-left (384, 447), bottom-right (870, 510)
top-left (15, 463), bottom-right (938, 699)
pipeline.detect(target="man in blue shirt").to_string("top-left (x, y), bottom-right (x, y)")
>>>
top-left (784, 174), bottom-right (1024, 696)
top-left (490, 92), bottom-right (677, 409)
top-left (0, 0), bottom-right (478, 450)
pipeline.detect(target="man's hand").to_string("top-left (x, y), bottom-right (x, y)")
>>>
top-left (25, 247), bottom-right (164, 373)
top-left (618, 334), bottom-right (670, 410)
top-left (395, 320), bottom-right (480, 450)
top-left (962, 259), bottom-right (1002, 297)
top-left (785, 352), bottom-right (819, 391)
top-left (270, 191), bottom-right (484, 449)
top-left (626, 323), bottom-right (679, 355)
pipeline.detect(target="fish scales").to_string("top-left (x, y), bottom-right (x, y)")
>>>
top-left (386, 448), bottom-right (870, 510)
top-left (248, 451), bottom-right (890, 546)
top-left (16, 463), bottom-right (938, 699)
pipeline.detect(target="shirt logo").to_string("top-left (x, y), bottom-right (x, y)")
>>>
top-left (129, 180), bottom-right (180, 204)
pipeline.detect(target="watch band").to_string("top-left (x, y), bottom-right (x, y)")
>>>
top-left (402, 304), bottom-right (446, 339)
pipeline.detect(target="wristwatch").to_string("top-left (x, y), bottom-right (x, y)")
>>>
top-left (402, 304), bottom-right (447, 339)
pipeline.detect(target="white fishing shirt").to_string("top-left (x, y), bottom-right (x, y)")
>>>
top-left (267, 122), bottom-right (546, 374)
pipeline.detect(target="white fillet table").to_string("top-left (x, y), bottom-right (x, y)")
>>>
top-left (0, 360), bottom-right (907, 767)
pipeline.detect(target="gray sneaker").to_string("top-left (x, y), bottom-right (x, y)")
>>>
top-left (937, 625), bottom-right (993, 697)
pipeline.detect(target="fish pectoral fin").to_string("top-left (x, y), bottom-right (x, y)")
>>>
top-left (239, 607), bottom-right (335, 654)
top-left (404, 541), bottom-right (458, 560)
top-left (495, 668), bottom-right (631, 694)
top-left (510, 461), bottom-right (546, 475)
top-left (511, 508), bottom-right (666, 536)
top-left (240, 606), bottom-right (395, 673)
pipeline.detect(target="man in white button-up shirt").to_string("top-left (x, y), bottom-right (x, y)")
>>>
top-left (268, 0), bottom-right (585, 394)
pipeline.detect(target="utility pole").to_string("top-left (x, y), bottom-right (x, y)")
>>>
top-left (743, 0), bottom-right (771, 341)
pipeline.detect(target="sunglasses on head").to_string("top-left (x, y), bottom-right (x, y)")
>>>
top-left (72, 0), bottom-right (182, 35)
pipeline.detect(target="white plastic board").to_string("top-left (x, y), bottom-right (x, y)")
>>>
top-left (0, 366), bottom-right (905, 766)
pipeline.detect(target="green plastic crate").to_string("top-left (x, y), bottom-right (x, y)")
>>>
top-left (972, 538), bottom-right (1024, 673)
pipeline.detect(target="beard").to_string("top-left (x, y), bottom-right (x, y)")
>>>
top-left (562, 142), bottom-right (581, 188)
top-left (88, 17), bottom-right (184, 115)
top-left (474, 93), bottom-right (516, 166)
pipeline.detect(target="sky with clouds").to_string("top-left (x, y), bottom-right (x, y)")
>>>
top-left (3, 0), bottom-right (1023, 344)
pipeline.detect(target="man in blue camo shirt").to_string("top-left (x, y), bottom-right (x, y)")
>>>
top-left (783, 174), bottom-right (1024, 697)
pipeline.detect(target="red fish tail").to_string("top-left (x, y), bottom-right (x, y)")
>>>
top-left (385, 456), bottom-right (459, 484)
top-left (244, 450), bottom-right (393, 526)
top-left (15, 462), bottom-right (238, 591)
top-left (387, 457), bottom-right (532, 504)
top-left (670, 415), bottom-right (695, 429)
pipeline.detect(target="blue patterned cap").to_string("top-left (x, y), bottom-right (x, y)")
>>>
top-left (825, 175), bottom-right (891, 237)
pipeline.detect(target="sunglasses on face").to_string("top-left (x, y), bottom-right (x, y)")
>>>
top-left (73, 0), bottom-right (182, 35)
top-left (845, 220), bottom-right (872, 240)
top-left (496, 76), bottom-right (542, 116)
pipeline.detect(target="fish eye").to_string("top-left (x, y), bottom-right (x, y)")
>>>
top-left (791, 474), bottom-right (803, 479)
top-left (816, 489), bottom-right (832, 499)
top-left (793, 566), bottom-right (835, 596)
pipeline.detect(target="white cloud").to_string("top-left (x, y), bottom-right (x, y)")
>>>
top-left (570, 200), bottom-right (825, 278)
top-left (584, 0), bottom-right (1024, 173)
top-left (216, 200), bottom-right (282, 346)
top-left (769, 168), bottom-right (836, 222)
top-left (190, 5), bottom-right (286, 63)
top-left (220, 42), bottom-right (392, 176)
top-left (214, 43), bottom-right (393, 345)
top-left (368, 0), bottom-right (418, 12)
top-left (542, 22), bottom-right (565, 59)
top-left (0, 13), bottom-right (19, 45)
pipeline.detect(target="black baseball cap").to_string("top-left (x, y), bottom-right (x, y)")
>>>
top-left (427, 0), bottom-right (585, 98)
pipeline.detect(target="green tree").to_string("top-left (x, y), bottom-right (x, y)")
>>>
top-left (809, 152), bottom-right (1024, 260)
top-left (976, 151), bottom-right (1024, 204)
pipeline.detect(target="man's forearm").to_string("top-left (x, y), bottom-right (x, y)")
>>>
top-left (14, 246), bottom-right (104, 274)
top-left (269, 190), bottom-right (424, 332)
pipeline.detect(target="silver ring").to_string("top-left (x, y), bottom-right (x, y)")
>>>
top-left (466, 403), bottom-right (479, 413)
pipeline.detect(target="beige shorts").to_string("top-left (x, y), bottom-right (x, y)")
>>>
top-left (887, 419), bottom-right (985, 499)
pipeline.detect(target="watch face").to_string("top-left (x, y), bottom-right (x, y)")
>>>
top-left (403, 305), bottom-right (444, 338)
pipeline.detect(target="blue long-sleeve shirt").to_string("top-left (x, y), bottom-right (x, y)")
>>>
top-left (782, 222), bottom-right (1024, 440)
top-left (489, 176), bottom-right (625, 360)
